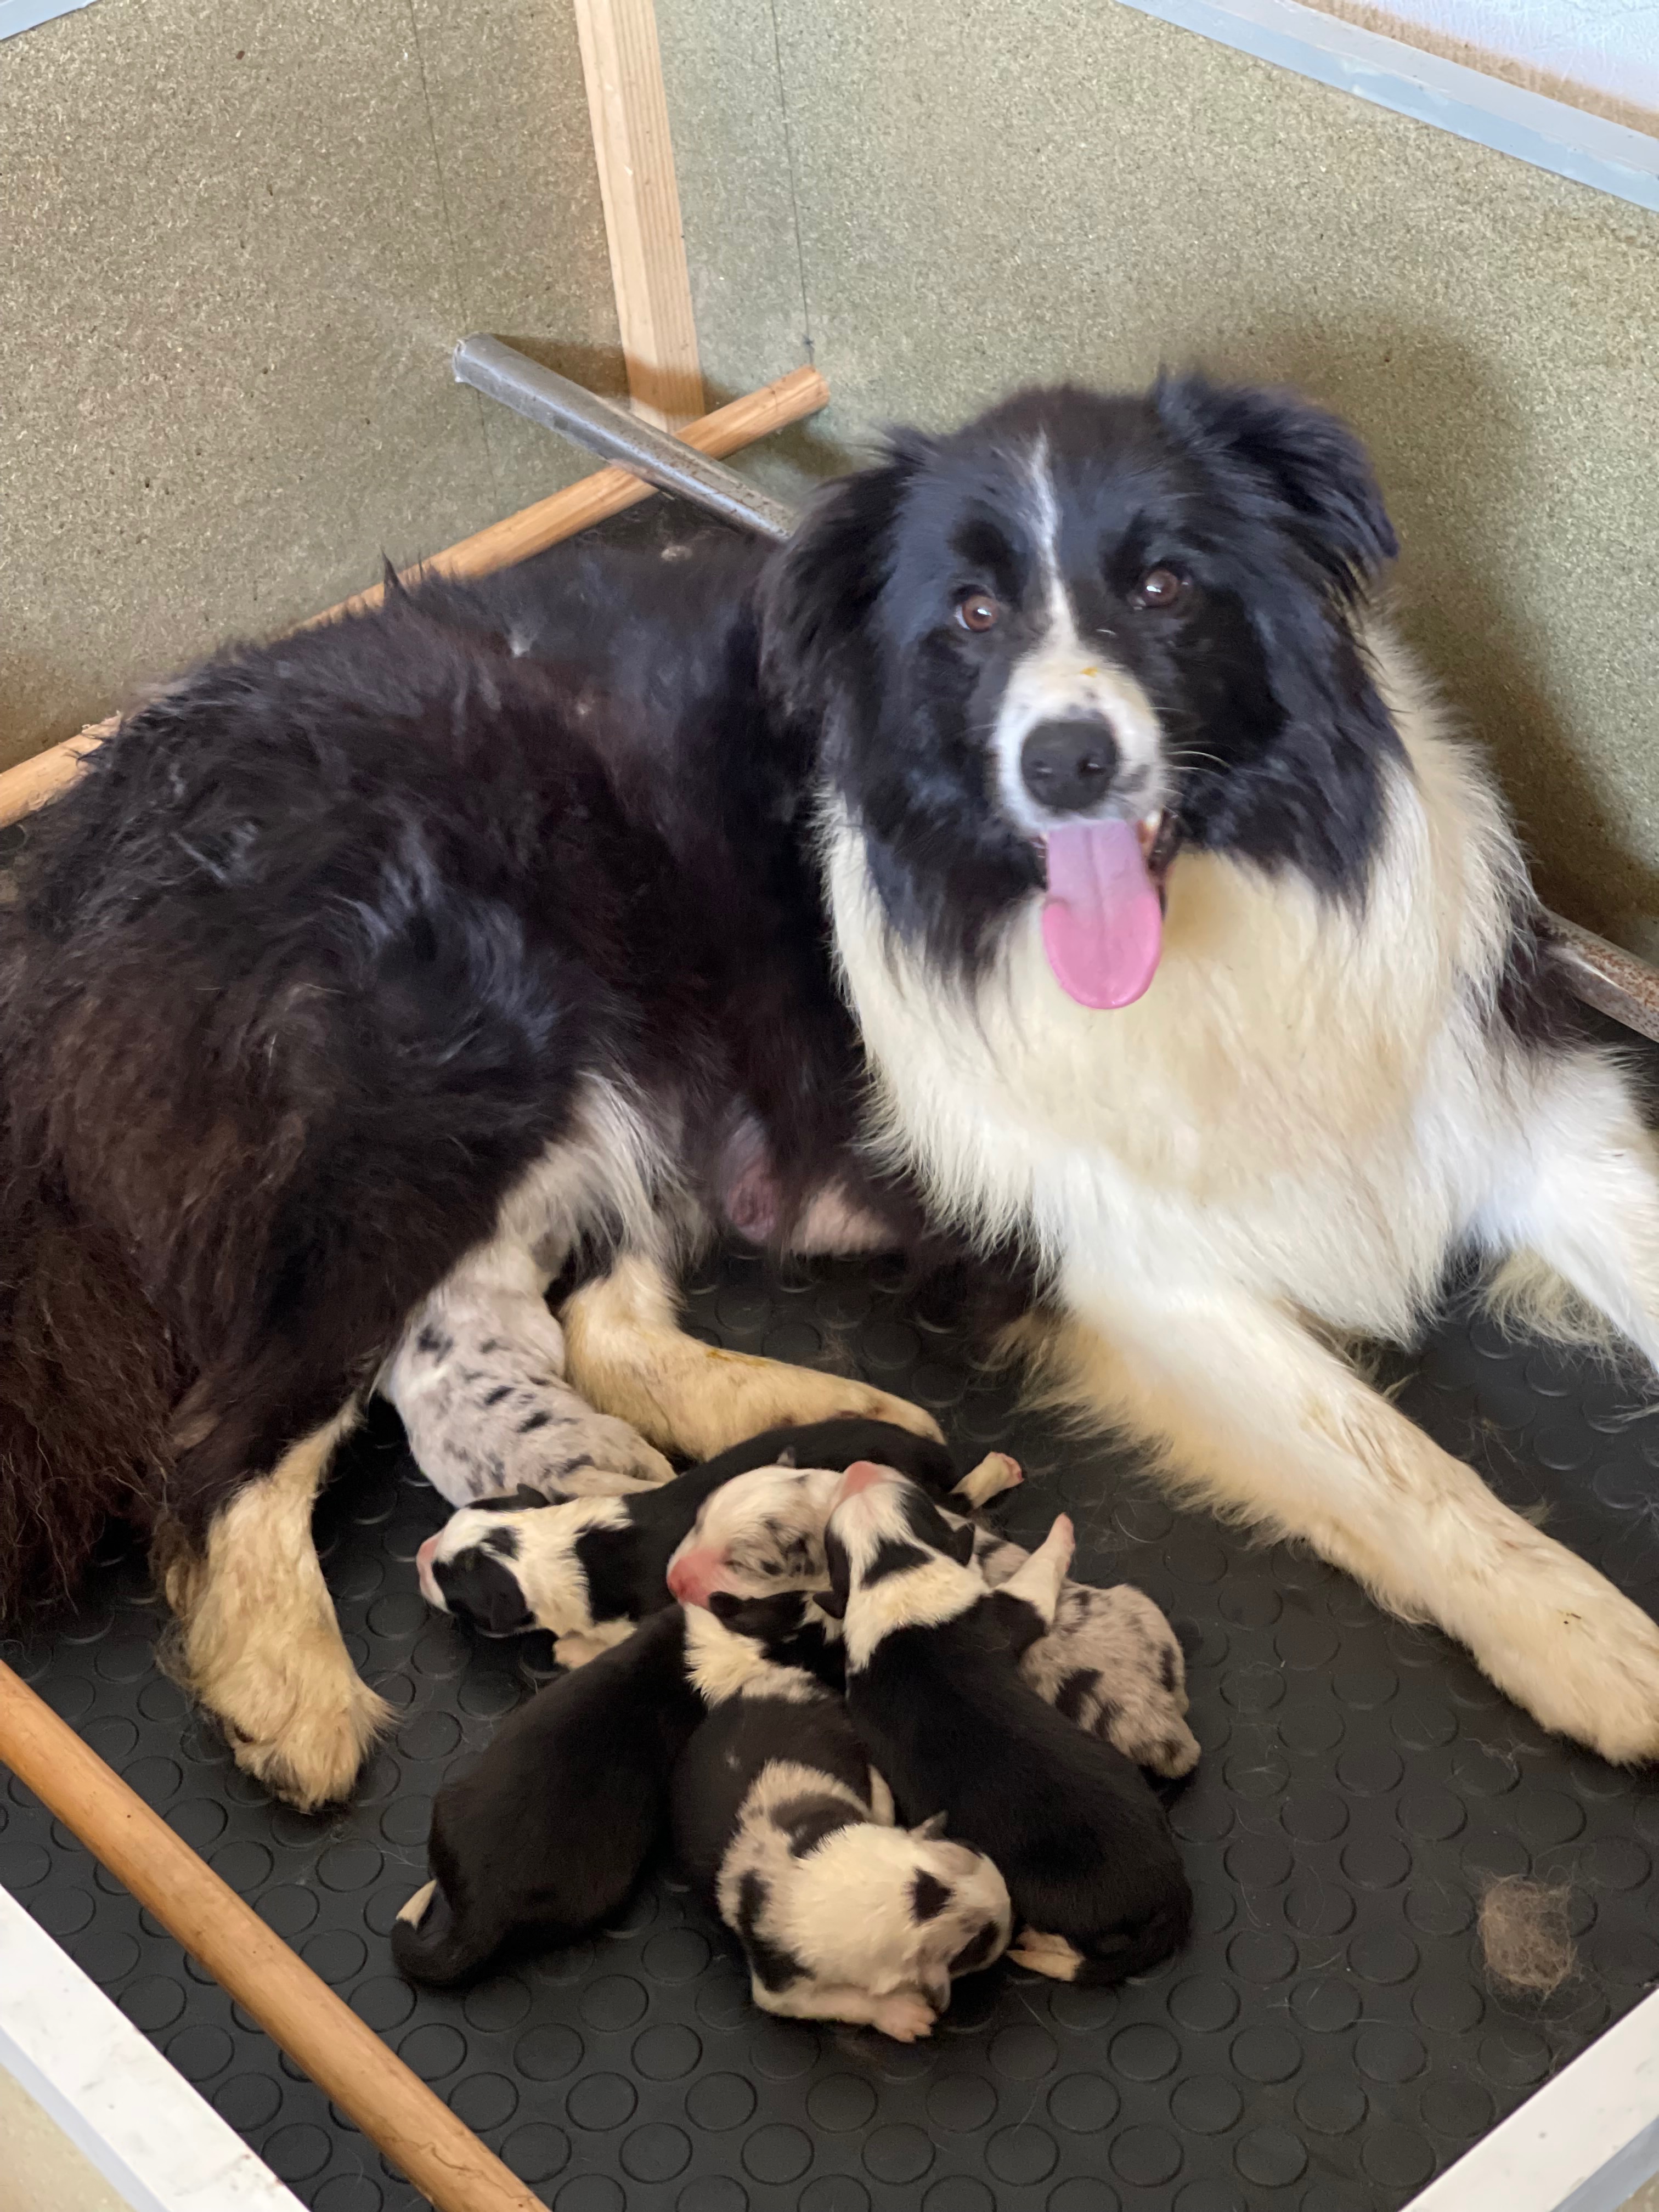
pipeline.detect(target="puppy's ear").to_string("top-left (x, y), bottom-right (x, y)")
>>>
top-left (1154, 374), bottom-right (1396, 603)
top-left (817, 1527), bottom-right (852, 1621)
top-left (758, 436), bottom-right (931, 723)
top-left (912, 1810), bottom-right (949, 1840)
top-left (943, 1517), bottom-right (976, 1570)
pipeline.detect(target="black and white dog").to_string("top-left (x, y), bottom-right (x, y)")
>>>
top-left (672, 1607), bottom-right (1011, 2039)
top-left (415, 1415), bottom-right (994, 1663)
top-left (5, 374), bottom-right (1658, 1810)
top-left (822, 1463), bottom-right (1192, 1983)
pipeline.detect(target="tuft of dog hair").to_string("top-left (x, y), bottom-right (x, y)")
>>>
top-left (1477, 1875), bottom-right (1576, 1997)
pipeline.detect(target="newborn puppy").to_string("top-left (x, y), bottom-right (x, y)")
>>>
top-left (392, 1606), bottom-right (701, 1985)
top-left (417, 1417), bottom-right (984, 1665)
top-left (969, 1528), bottom-right (1199, 1778)
top-left (673, 1609), bottom-right (1011, 2040)
top-left (824, 1464), bottom-right (1193, 1985)
top-left (664, 1444), bottom-right (1020, 1612)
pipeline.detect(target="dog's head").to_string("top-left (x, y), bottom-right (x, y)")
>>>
top-left (664, 1463), bottom-right (843, 1612)
top-left (731, 1790), bottom-right (1012, 2024)
top-left (763, 376), bottom-right (1399, 1002)
top-left (416, 1493), bottom-right (629, 1639)
top-left (820, 1463), bottom-right (981, 1666)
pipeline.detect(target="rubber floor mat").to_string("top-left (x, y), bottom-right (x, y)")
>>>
top-left (5, 1238), bottom-right (1659, 2212)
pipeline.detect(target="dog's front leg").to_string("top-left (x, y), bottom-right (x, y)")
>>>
top-left (560, 1252), bottom-right (941, 1459)
top-left (159, 1404), bottom-right (391, 1810)
top-left (1046, 1276), bottom-right (1659, 1765)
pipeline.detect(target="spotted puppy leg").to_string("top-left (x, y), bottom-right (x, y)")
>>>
top-left (385, 1256), bottom-right (673, 1507)
top-left (1023, 1584), bottom-right (1200, 1779)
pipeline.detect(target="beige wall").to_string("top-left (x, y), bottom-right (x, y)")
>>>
top-left (657, 0), bottom-right (1659, 950)
top-left (1, 0), bottom-right (622, 768)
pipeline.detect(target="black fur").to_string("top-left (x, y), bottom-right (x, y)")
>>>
top-left (832, 1486), bottom-right (1193, 1984)
top-left (670, 1688), bottom-right (874, 1899)
top-left (391, 1606), bottom-right (700, 1986)
top-left (430, 1549), bottom-right (534, 1638)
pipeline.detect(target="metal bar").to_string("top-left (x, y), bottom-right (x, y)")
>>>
top-left (453, 335), bottom-right (798, 541)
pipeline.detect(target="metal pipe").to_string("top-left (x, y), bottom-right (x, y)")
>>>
top-left (453, 335), bottom-right (799, 541)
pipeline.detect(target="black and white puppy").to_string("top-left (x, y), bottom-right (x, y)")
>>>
top-left (392, 1605), bottom-right (701, 1985)
top-left (416, 1417), bottom-right (995, 1664)
top-left (673, 1607), bottom-right (1011, 2040)
top-left (823, 1463), bottom-right (1193, 1984)
top-left (669, 1465), bottom-right (1199, 1776)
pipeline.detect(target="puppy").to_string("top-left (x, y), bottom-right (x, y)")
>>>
top-left (392, 1605), bottom-right (701, 1985)
top-left (670, 1470), bottom-right (1199, 1776)
top-left (673, 1609), bottom-right (1011, 2039)
top-left (824, 1463), bottom-right (1193, 1984)
top-left (416, 1417), bottom-right (995, 1665)
top-left (970, 1528), bottom-right (1199, 1777)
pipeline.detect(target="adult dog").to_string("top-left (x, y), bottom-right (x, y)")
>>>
top-left (4, 373), bottom-right (1657, 1810)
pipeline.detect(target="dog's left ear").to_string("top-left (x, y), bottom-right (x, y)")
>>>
top-left (944, 1519), bottom-right (976, 1570)
top-left (1155, 374), bottom-right (1397, 603)
top-left (758, 433), bottom-right (932, 724)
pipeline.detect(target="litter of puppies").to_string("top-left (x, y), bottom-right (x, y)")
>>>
top-left (395, 1419), bottom-right (1198, 2038)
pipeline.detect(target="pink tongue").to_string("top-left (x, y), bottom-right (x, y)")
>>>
top-left (1041, 821), bottom-right (1163, 1009)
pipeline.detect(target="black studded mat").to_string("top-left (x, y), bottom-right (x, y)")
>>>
top-left (5, 1237), bottom-right (1659, 2212)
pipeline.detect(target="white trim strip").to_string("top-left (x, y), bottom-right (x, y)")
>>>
top-left (0, 1886), bottom-right (304, 2212)
top-left (1401, 1985), bottom-right (1659, 2212)
top-left (1116, 0), bottom-right (1659, 215)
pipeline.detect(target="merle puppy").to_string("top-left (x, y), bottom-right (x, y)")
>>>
top-left (823, 1463), bottom-right (1193, 1983)
top-left (416, 1417), bottom-right (971, 1662)
top-left (673, 1608), bottom-right (1011, 2039)
top-left (392, 1605), bottom-right (700, 1985)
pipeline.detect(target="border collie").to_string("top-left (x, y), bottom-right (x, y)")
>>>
top-left (673, 1607), bottom-right (1011, 2039)
top-left (821, 1463), bottom-right (1192, 1983)
top-left (5, 374), bottom-right (1658, 1809)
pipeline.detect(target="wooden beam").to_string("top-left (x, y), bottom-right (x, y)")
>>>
top-left (572, 0), bottom-right (705, 427)
top-left (0, 363), bottom-right (828, 829)
top-left (0, 1658), bottom-right (545, 2212)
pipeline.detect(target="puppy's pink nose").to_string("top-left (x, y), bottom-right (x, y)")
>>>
top-left (415, 1534), bottom-right (442, 1606)
top-left (837, 1459), bottom-right (895, 1502)
top-left (666, 1549), bottom-right (723, 1607)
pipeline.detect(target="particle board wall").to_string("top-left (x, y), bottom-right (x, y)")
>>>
top-left (0, 0), bottom-right (624, 769)
top-left (655, 0), bottom-right (1659, 951)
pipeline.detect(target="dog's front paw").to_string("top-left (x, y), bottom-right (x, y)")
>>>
top-left (222, 1667), bottom-right (391, 1812)
top-left (1456, 1534), bottom-right (1659, 1764)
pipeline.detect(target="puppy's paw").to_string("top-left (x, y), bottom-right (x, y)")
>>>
top-left (955, 1451), bottom-right (1023, 1506)
top-left (1008, 1928), bottom-right (1086, 1982)
top-left (869, 1989), bottom-right (938, 2042)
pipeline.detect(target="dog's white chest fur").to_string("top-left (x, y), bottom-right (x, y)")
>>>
top-left (824, 641), bottom-right (1527, 1341)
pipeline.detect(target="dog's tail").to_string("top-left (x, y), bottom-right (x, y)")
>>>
top-left (390, 1876), bottom-right (500, 1988)
top-left (0, 1127), bottom-right (179, 1626)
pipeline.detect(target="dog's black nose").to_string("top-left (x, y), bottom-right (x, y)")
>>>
top-left (1019, 719), bottom-right (1118, 814)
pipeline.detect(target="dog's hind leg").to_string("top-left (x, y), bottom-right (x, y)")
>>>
top-left (1476, 1048), bottom-right (1659, 1373)
top-left (561, 1252), bottom-right (941, 1458)
top-left (160, 1403), bottom-right (391, 1812)
top-left (1046, 1276), bottom-right (1659, 1765)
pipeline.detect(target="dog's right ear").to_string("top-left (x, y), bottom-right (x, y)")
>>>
top-left (818, 1526), bottom-right (852, 1621)
top-left (758, 436), bottom-right (931, 726)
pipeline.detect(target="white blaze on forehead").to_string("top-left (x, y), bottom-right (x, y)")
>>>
top-left (987, 438), bottom-right (1166, 839)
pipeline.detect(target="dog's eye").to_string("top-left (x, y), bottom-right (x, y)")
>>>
top-left (1131, 566), bottom-right (1186, 611)
top-left (955, 591), bottom-right (1000, 633)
